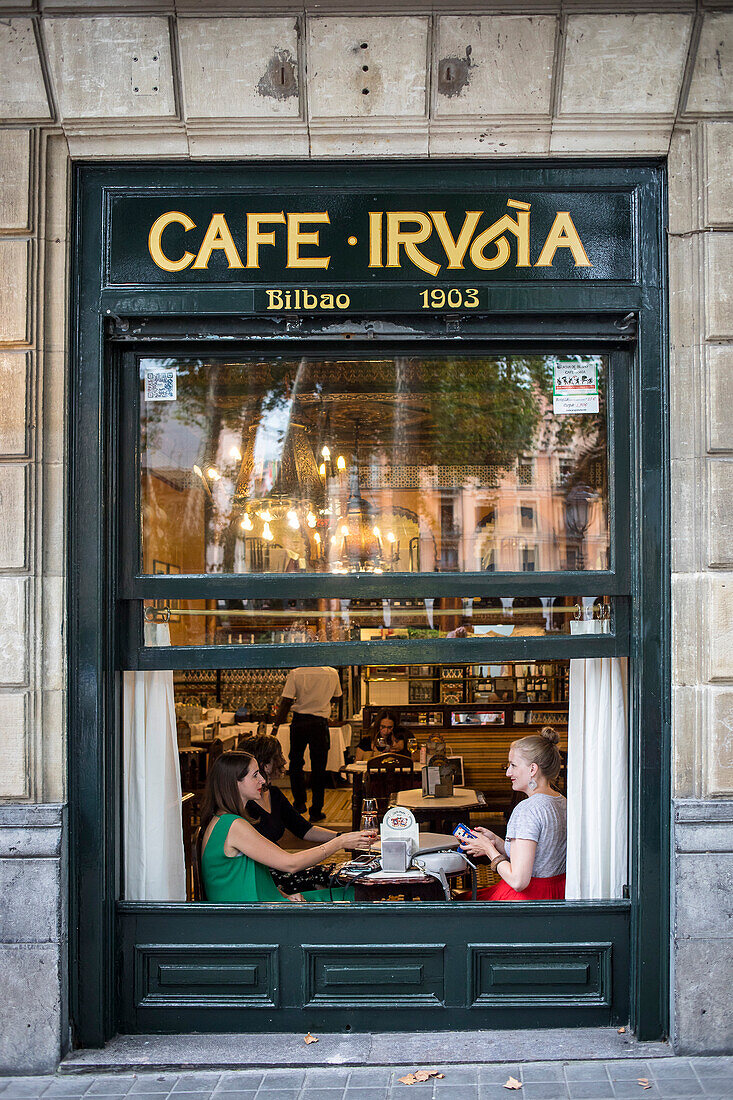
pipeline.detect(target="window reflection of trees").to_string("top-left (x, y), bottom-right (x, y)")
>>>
top-left (140, 355), bottom-right (608, 575)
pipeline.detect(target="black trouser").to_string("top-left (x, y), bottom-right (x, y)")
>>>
top-left (289, 714), bottom-right (331, 814)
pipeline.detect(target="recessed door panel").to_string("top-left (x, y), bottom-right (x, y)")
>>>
top-left (470, 943), bottom-right (611, 1007)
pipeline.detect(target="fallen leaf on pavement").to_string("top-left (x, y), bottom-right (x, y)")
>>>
top-left (304, 1032), bottom-right (318, 1044)
top-left (617, 1027), bottom-right (626, 1034)
top-left (398, 1070), bottom-right (446, 1085)
top-left (504, 1077), bottom-right (522, 1090)
top-left (637, 1079), bottom-right (651, 1089)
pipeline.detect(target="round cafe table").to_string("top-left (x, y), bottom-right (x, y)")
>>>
top-left (392, 786), bottom-right (487, 832)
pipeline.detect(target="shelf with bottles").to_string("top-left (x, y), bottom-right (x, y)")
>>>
top-left (364, 661), bottom-right (569, 709)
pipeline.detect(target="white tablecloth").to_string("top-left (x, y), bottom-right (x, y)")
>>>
top-left (276, 724), bottom-right (347, 772)
top-left (220, 722), bottom-right (347, 772)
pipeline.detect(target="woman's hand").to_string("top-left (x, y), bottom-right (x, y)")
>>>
top-left (460, 833), bottom-right (496, 859)
top-left (339, 829), bottom-right (377, 850)
top-left (285, 891), bottom-right (306, 903)
top-left (473, 826), bottom-right (501, 847)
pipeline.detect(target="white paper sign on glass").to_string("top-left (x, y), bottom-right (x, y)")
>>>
top-left (553, 362), bottom-right (599, 414)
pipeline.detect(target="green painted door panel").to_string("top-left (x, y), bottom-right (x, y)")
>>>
top-left (118, 903), bottom-right (630, 1032)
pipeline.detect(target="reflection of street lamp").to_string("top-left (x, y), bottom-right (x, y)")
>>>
top-left (565, 483), bottom-right (595, 570)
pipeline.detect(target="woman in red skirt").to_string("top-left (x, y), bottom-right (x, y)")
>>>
top-left (460, 728), bottom-right (566, 901)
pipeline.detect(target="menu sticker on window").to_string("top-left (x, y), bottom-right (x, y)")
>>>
top-left (553, 362), bottom-right (599, 414)
top-left (144, 367), bottom-right (177, 402)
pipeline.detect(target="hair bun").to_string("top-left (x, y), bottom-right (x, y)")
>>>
top-left (540, 726), bottom-right (559, 745)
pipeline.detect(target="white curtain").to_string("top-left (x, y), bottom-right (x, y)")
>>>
top-left (565, 620), bottom-right (628, 900)
top-left (123, 622), bottom-right (186, 901)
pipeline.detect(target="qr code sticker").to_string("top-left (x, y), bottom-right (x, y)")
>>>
top-left (144, 368), bottom-right (177, 402)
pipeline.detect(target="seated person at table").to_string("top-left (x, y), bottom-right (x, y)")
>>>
top-left (355, 708), bottom-right (409, 760)
top-left (460, 729), bottom-right (566, 901)
top-left (200, 752), bottom-right (373, 903)
top-left (239, 733), bottom-right (340, 892)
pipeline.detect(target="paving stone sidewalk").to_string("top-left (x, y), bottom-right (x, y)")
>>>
top-left (0, 1061), bottom-right (731, 1100)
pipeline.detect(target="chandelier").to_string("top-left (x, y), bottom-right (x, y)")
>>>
top-left (226, 420), bottom-right (401, 572)
top-left (232, 422), bottom-right (324, 544)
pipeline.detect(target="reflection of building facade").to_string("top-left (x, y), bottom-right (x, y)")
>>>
top-left (142, 359), bottom-right (608, 578)
top-left (1, 5), bottom-right (732, 1073)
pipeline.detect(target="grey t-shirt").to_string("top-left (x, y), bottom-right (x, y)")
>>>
top-left (505, 793), bottom-right (567, 878)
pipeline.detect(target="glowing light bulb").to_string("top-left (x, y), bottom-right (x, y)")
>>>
top-left (314, 532), bottom-right (321, 545)
top-left (331, 534), bottom-right (338, 545)
top-left (321, 445), bottom-right (331, 460)
top-left (207, 467), bottom-right (221, 480)
top-left (373, 526), bottom-right (381, 539)
top-left (337, 455), bottom-right (346, 471)
top-left (262, 521), bottom-right (274, 541)
top-left (319, 462), bottom-right (326, 478)
top-left (193, 464), bottom-right (203, 479)
top-left (287, 509), bottom-right (300, 530)
top-left (230, 446), bottom-right (242, 462)
top-left (306, 512), bottom-right (316, 529)
top-left (256, 509), bottom-right (272, 522)
top-left (241, 514), bottom-right (253, 531)
top-left (386, 531), bottom-right (396, 543)
top-left (340, 525), bottom-right (349, 537)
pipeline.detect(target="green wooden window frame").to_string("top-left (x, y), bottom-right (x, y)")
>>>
top-left (69, 161), bottom-right (669, 1047)
top-left (117, 338), bottom-right (631, 671)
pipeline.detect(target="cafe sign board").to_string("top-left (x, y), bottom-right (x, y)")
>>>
top-left (105, 174), bottom-right (635, 314)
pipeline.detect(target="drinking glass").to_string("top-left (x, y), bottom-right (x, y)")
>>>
top-left (360, 798), bottom-right (379, 855)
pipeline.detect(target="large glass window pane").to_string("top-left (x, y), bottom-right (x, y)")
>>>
top-left (140, 354), bottom-right (609, 575)
top-left (142, 595), bottom-right (614, 647)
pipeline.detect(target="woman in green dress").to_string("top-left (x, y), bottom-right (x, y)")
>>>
top-left (199, 752), bottom-right (374, 903)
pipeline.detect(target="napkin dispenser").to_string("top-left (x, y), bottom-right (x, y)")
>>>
top-left (422, 754), bottom-right (455, 798)
top-left (380, 806), bottom-right (419, 872)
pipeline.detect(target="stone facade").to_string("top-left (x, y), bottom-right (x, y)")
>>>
top-left (0, 0), bottom-right (731, 1071)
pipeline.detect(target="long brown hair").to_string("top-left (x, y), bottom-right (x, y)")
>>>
top-left (198, 751), bottom-right (256, 845)
top-left (238, 734), bottom-right (286, 782)
top-left (369, 708), bottom-right (402, 750)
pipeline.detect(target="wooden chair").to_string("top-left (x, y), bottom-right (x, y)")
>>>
top-left (178, 747), bottom-right (207, 795)
top-left (192, 824), bottom-right (206, 902)
top-left (206, 737), bottom-right (225, 771)
top-left (181, 792), bottom-right (196, 901)
top-left (364, 752), bottom-right (419, 818)
top-left (176, 718), bottom-right (191, 748)
top-left (202, 719), bottom-right (221, 743)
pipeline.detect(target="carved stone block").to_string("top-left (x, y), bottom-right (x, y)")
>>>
top-left (307, 16), bottom-right (428, 119)
top-left (178, 17), bottom-right (300, 119)
top-left (561, 13), bottom-right (692, 117)
top-left (687, 13), bottom-right (733, 115)
top-left (44, 16), bottom-right (176, 120)
top-left (434, 16), bottom-right (555, 117)
top-left (0, 20), bottom-right (51, 120)
top-left (0, 129), bottom-right (31, 230)
top-left (0, 241), bottom-right (31, 345)
top-left (0, 353), bottom-right (28, 457)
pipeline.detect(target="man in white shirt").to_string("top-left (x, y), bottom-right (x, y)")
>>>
top-left (271, 666), bottom-right (342, 822)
